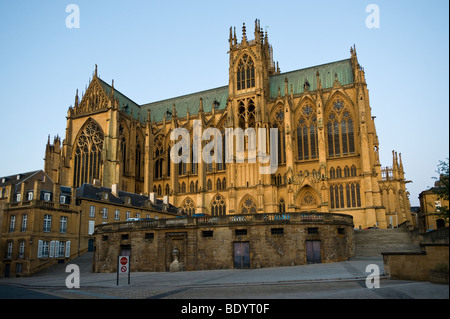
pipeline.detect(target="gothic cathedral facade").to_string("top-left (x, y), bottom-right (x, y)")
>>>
top-left (44, 20), bottom-right (413, 229)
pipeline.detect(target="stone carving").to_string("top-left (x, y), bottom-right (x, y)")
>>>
top-left (170, 247), bottom-right (182, 272)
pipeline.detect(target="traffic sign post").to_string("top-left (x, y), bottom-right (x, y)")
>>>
top-left (117, 255), bottom-right (130, 285)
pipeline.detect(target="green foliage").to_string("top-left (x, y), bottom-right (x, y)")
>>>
top-left (432, 159), bottom-right (449, 222)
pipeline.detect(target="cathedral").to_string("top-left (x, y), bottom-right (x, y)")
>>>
top-left (44, 20), bottom-right (413, 229)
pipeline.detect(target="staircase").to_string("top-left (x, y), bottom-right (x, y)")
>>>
top-left (33, 252), bottom-right (94, 276)
top-left (354, 228), bottom-right (421, 257)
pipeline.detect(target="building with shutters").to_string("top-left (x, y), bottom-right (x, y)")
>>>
top-left (43, 19), bottom-right (414, 234)
top-left (0, 170), bottom-right (179, 277)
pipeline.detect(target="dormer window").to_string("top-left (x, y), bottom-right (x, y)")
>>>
top-left (27, 191), bottom-right (33, 201)
top-left (236, 54), bottom-right (255, 90)
top-left (44, 193), bottom-right (51, 201)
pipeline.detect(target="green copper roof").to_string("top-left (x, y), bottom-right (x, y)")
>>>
top-left (97, 58), bottom-right (353, 124)
top-left (269, 59), bottom-right (354, 98)
top-left (98, 78), bottom-right (142, 120)
top-left (141, 85), bottom-right (229, 123)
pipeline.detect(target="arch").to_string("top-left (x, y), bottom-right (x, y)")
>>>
top-left (295, 186), bottom-right (320, 210)
top-left (207, 179), bottom-right (213, 191)
top-left (211, 193), bottom-right (226, 216)
top-left (236, 53), bottom-right (255, 90)
top-left (239, 195), bottom-right (257, 214)
top-left (270, 103), bottom-right (286, 163)
top-left (279, 198), bottom-right (286, 213)
top-left (165, 184), bottom-right (170, 195)
top-left (325, 95), bottom-right (356, 158)
top-left (181, 197), bottom-right (196, 216)
top-left (295, 100), bottom-right (318, 161)
top-left (135, 131), bottom-right (144, 180)
top-left (72, 118), bottom-right (104, 187)
top-left (216, 178), bottom-right (222, 190)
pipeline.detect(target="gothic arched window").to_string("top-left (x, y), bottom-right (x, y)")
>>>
top-left (211, 194), bottom-right (226, 216)
top-left (296, 103), bottom-right (318, 161)
top-left (240, 196), bottom-right (257, 214)
top-left (119, 124), bottom-right (127, 174)
top-left (327, 99), bottom-right (355, 158)
top-left (271, 107), bottom-right (286, 164)
top-left (207, 179), bottom-right (213, 191)
top-left (236, 54), bottom-right (255, 90)
top-left (73, 120), bottom-right (104, 187)
top-left (135, 135), bottom-right (143, 180)
top-left (279, 198), bottom-right (286, 213)
top-left (181, 198), bottom-right (196, 216)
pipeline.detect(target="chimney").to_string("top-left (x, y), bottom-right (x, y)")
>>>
top-left (111, 184), bottom-right (119, 197)
top-left (163, 195), bottom-right (169, 211)
top-left (149, 192), bottom-right (156, 204)
top-left (93, 179), bottom-right (101, 187)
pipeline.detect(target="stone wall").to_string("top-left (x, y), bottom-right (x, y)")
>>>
top-left (382, 244), bottom-right (449, 282)
top-left (93, 212), bottom-right (354, 272)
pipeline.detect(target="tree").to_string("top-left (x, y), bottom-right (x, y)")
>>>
top-left (432, 159), bottom-right (449, 223)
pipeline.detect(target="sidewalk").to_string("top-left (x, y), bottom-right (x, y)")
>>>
top-left (0, 256), bottom-right (385, 289)
top-left (1, 256), bottom-right (448, 299)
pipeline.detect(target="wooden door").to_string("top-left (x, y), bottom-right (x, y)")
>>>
top-left (306, 240), bottom-right (321, 264)
top-left (233, 242), bottom-right (250, 269)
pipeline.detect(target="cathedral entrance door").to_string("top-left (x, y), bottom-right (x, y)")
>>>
top-left (233, 242), bottom-right (250, 269)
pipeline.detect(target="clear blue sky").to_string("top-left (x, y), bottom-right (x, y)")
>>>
top-left (0, 0), bottom-right (448, 206)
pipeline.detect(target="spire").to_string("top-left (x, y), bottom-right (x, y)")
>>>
top-left (284, 78), bottom-right (288, 96)
top-left (111, 79), bottom-right (115, 97)
top-left (254, 19), bottom-right (260, 42)
top-left (316, 70), bottom-right (322, 90)
top-left (242, 23), bottom-right (247, 43)
top-left (392, 150), bottom-right (398, 170)
top-left (172, 103), bottom-right (177, 118)
top-left (199, 97), bottom-right (204, 113)
top-left (94, 64), bottom-right (98, 77)
top-left (75, 89), bottom-right (79, 107)
top-left (399, 153), bottom-right (404, 172)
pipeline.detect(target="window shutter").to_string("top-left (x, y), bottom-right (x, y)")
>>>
top-left (65, 241), bottom-right (71, 258)
top-left (88, 220), bottom-right (95, 235)
top-left (49, 240), bottom-right (55, 258)
top-left (38, 240), bottom-right (43, 258)
top-left (55, 240), bottom-right (60, 258)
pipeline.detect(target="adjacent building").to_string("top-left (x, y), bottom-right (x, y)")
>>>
top-left (0, 170), bottom-right (178, 277)
top-left (418, 181), bottom-right (449, 232)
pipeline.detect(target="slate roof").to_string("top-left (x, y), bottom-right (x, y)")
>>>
top-left (0, 170), bottom-right (42, 188)
top-left (76, 183), bottom-right (178, 214)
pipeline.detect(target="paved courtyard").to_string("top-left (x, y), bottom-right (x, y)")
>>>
top-left (0, 255), bottom-right (447, 300)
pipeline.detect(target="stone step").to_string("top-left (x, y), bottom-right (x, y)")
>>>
top-left (354, 228), bottom-right (421, 257)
